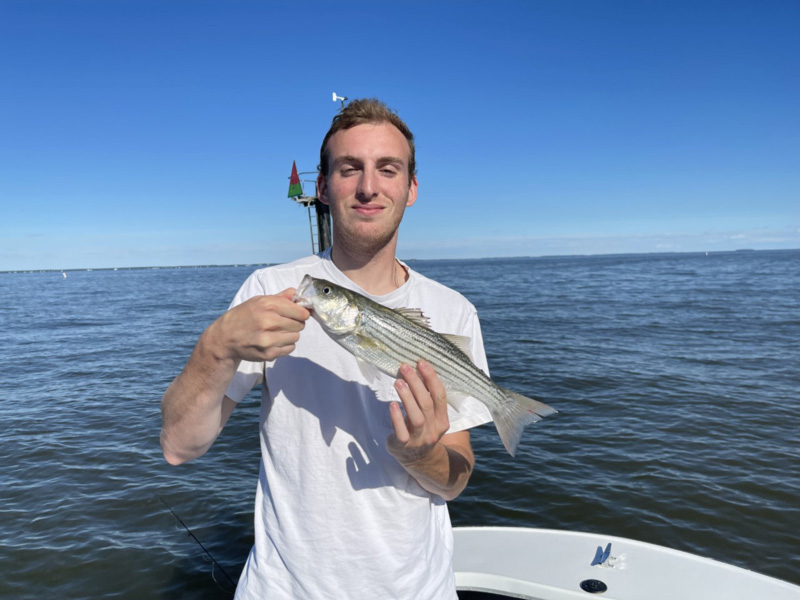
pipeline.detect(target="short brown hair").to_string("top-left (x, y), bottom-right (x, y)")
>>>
top-left (318, 98), bottom-right (416, 182)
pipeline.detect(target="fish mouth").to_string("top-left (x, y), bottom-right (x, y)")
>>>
top-left (293, 274), bottom-right (315, 308)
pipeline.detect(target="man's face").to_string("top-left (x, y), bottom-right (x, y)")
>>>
top-left (318, 122), bottom-right (418, 256)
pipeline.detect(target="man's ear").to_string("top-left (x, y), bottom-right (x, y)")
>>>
top-left (317, 174), bottom-right (329, 205)
top-left (406, 175), bottom-right (418, 207)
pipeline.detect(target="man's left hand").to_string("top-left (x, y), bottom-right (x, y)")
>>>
top-left (386, 360), bottom-right (450, 463)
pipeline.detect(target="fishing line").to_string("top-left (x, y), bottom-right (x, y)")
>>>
top-left (157, 494), bottom-right (237, 593)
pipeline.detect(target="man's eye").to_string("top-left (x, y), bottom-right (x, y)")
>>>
top-left (340, 167), bottom-right (358, 176)
top-left (380, 168), bottom-right (397, 176)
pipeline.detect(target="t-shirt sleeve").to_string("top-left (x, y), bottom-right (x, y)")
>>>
top-left (225, 360), bottom-right (264, 404)
top-left (223, 271), bottom-right (267, 403)
top-left (445, 308), bottom-right (494, 433)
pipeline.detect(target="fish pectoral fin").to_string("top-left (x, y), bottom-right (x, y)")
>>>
top-left (352, 334), bottom-right (389, 384)
top-left (355, 357), bottom-right (382, 384)
top-left (354, 333), bottom-right (388, 353)
top-left (441, 334), bottom-right (474, 361)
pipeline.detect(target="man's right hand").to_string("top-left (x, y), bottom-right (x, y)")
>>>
top-left (207, 288), bottom-right (312, 363)
top-left (161, 288), bottom-right (311, 465)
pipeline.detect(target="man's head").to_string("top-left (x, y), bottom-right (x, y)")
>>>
top-left (319, 98), bottom-right (416, 184)
top-left (316, 99), bottom-right (418, 260)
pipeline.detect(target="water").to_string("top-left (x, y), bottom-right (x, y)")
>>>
top-left (1, 250), bottom-right (798, 598)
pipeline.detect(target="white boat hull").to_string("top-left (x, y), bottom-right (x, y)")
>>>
top-left (453, 527), bottom-right (800, 600)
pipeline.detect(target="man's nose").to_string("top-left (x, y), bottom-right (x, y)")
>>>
top-left (356, 168), bottom-right (378, 200)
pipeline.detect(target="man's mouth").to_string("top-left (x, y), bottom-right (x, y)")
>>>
top-left (354, 205), bottom-right (383, 216)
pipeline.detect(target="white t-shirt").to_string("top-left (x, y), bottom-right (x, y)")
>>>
top-left (226, 249), bottom-right (492, 600)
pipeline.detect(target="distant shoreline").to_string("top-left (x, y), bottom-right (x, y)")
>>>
top-left (2, 247), bottom-right (799, 275)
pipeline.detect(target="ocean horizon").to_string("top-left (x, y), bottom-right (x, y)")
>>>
top-left (3, 246), bottom-right (797, 275)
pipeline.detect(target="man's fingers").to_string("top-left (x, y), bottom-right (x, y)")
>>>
top-left (240, 293), bottom-right (310, 334)
top-left (395, 377), bottom-right (425, 429)
top-left (271, 314), bottom-right (307, 333)
top-left (218, 291), bottom-right (311, 363)
top-left (269, 330), bottom-right (302, 348)
top-left (263, 290), bottom-right (311, 322)
top-left (417, 360), bottom-right (445, 405)
top-left (415, 360), bottom-right (450, 432)
top-left (263, 344), bottom-right (296, 361)
top-left (388, 402), bottom-right (410, 444)
top-left (387, 363), bottom-right (451, 462)
top-left (398, 363), bottom-right (435, 413)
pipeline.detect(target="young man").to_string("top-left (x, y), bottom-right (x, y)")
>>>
top-left (161, 99), bottom-right (492, 599)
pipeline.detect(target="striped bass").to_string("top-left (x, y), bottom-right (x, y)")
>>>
top-left (293, 275), bottom-right (556, 456)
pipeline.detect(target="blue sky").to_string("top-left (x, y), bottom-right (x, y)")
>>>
top-left (1, 0), bottom-right (798, 270)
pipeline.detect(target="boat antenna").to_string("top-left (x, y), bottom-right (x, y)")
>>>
top-left (332, 92), bottom-right (348, 110)
top-left (157, 494), bottom-right (237, 592)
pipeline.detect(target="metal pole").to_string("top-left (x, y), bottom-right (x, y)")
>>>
top-left (315, 201), bottom-right (332, 252)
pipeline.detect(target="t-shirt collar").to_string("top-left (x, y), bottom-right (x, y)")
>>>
top-left (317, 247), bottom-right (414, 308)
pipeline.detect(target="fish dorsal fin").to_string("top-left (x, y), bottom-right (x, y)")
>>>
top-left (395, 308), bottom-right (431, 329)
top-left (395, 307), bottom-right (474, 361)
top-left (442, 334), bottom-right (474, 361)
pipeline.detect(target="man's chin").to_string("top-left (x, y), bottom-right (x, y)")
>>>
top-left (335, 227), bottom-right (398, 256)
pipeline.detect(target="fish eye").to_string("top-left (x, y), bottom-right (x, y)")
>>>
top-left (322, 286), bottom-right (331, 295)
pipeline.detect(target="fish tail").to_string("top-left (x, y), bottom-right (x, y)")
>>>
top-left (491, 388), bottom-right (557, 457)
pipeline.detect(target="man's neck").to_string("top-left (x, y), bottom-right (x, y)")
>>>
top-left (330, 242), bottom-right (407, 296)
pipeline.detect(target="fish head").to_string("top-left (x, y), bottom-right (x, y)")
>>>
top-left (293, 275), bottom-right (361, 335)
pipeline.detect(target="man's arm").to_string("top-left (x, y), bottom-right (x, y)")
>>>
top-left (161, 289), bottom-right (310, 465)
top-left (386, 360), bottom-right (476, 501)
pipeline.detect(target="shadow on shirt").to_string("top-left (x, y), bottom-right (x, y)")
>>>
top-left (264, 355), bottom-right (432, 500)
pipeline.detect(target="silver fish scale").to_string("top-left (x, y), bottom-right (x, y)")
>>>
top-left (345, 300), bottom-right (505, 410)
